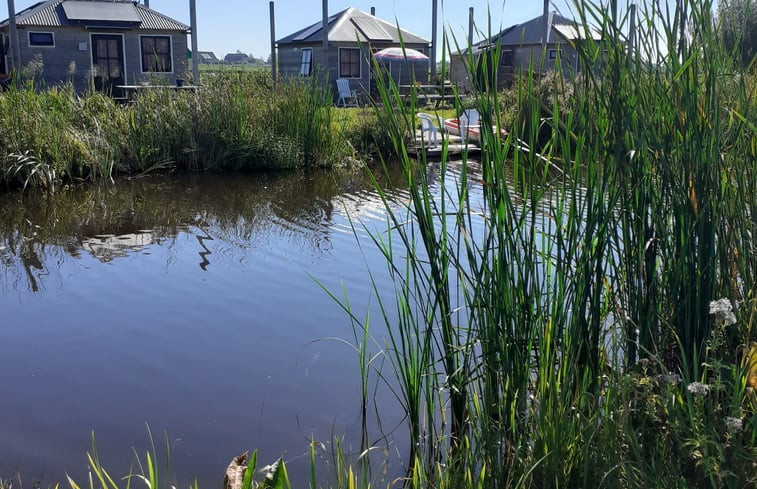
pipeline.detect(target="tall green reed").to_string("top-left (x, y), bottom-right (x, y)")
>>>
top-left (339, 0), bottom-right (757, 486)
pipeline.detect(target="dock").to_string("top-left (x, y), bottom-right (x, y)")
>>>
top-left (411, 131), bottom-right (481, 158)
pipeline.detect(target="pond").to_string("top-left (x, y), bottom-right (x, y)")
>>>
top-left (0, 166), bottom-right (446, 488)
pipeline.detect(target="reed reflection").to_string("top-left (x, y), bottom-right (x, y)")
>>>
top-left (0, 166), bottom-right (409, 291)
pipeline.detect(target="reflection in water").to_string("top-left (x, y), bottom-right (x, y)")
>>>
top-left (0, 167), bottom-right (409, 291)
top-left (0, 165), bottom-right (418, 488)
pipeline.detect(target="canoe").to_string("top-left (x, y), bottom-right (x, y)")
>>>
top-left (443, 118), bottom-right (507, 145)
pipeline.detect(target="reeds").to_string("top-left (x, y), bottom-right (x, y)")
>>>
top-left (0, 72), bottom-right (359, 190)
top-left (337, 0), bottom-right (757, 487)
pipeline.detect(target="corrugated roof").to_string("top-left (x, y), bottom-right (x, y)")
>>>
top-left (0, 0), bottom-right (188, 31)
top-left (278, 7), bottom-right (428, 45)
top-left (464, 13), bottom-right (596, 54)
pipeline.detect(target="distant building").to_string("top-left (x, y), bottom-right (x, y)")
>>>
top-left (450, 12), bottom-right (601, 91)
top-left (197, 51), bottom-right (219, 64)
top-left (224, 53), bottom-right (249, 64)
top-left (0, 0), bottom-right (190, 96)
top-left (276, 6), bottom-right (430, 97)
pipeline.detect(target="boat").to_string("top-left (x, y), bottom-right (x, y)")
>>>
top-left (443, 117), bottom-right (508, 146)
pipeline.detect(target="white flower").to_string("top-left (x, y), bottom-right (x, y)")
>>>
top-left (709, 298), bottom-right (737, 326)
top-left (725, 416), bottom-right (743, 433)
top-left (687, 382), bottom-right (710, 397)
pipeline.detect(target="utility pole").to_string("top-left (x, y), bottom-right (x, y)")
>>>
top-left (269, 1), bottom-right (276, 83)
top-left (7, 0), bottom-right (20, 72)
top-left (189, 0), bottom-right (199, 83)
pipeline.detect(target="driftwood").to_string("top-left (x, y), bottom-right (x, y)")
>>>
top-left (223, 451), bottom-right (249, 489)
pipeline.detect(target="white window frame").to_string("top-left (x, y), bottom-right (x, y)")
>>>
top-left (299, 48), bottom-right (312, 76)
top-left (88, 32), bottom-right (127, 84)
top-left (28, 31), bottom-right (55, 48)
top-left (139, 34), bottom-right (174, 74)
top-left (338, 47), bottom-right (361, 79)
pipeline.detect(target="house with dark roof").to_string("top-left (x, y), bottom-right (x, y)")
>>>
top-left (223, 52), bottom-right (249, 64)
top-left (450, 12), bottom-right (601, 91)
top-left (197, 50), bottom-right (219, 64)
top-left (277, 7), bottom-right (430, 98)
top-left (0, 0), bottom-right (189, 96)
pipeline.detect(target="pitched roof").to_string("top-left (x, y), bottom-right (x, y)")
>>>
top-left (466, 13), bottom-right (600, 53)
top-left (0, 0), bottom-right (189, 31)
top-left (278, 7), bottom-right (428, 46)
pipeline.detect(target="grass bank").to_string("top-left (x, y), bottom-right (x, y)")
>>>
top-left (0, 71), bottom-right (395, 190)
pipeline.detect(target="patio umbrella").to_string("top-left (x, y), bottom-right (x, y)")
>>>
top-left (373, 47), bottom-right (429, 62)
top-left (373, 47), bottom-right (429, 87)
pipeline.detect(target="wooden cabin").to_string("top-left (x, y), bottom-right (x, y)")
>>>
top-left (276, 7), bottom-right (430, 100)
top-left (0, 0), bottom-right (189, 96)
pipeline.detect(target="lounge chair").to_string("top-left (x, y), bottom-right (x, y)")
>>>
top-left (336, 78), bottom-right (358, 107)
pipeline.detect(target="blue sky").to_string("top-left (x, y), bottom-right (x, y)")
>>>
top-left (0, 1), bottom-right (575, 59)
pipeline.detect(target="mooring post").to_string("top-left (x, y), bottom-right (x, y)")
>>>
top-left (269, 1), bottom-right (277, 83)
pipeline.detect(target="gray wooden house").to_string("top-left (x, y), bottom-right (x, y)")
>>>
top-left (0, 0), bottom-right (189, 95)
top-left (277, 7), bottom-right (430, 98)
top-left (450, 12), bottom-right (601, 91)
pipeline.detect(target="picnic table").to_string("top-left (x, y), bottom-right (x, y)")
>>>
top-left (399, 82), bottom-right (456, 107)
top-left (116, 84), bottom-right (199, 100)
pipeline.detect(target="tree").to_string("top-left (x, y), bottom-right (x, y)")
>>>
top-left (718, 0), bottom-right (757, 67)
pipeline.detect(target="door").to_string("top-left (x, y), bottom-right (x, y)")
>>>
top-left (91, 34), bottom-right (125, 97)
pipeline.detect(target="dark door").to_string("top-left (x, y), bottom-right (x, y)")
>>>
top-left (92, 35), bottom-right (125, 97)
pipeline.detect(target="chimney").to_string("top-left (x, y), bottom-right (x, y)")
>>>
top-left (144, 0), bottom-right (149, 7)
top-left (371, 7), bottom-right (375, 16)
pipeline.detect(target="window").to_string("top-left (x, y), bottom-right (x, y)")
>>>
top-left (502, 50), bottom-right (514, 71)
top-left (28, 32), bottom-right (54, 47)
top-left (299, 48), bottom-right (312, 76)
top-left (339, 48), bottom-right (360, 78)
top-left (548, 49), bottom-right (557, 60)
top-left (141, 35), bottom-right (172, 72)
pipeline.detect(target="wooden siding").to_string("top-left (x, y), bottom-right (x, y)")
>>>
top-left (278, 41), bottom-right (429, 102)
top-left (12, 26), bottom-right (188, 91)
top-left (449, 43), bottom-right (581, 92)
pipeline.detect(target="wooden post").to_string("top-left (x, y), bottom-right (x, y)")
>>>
top-left (629, 3), bottom-right (637, 57)
top-left (269, 1), bottom-right (277, 83)
top-left (7, 0), bottom-right (20, 72)
top-left (189, 0), bottom-right (199, 83)
top-left (430, 0), bottom-right (438, 82)
top-left (468, 7), bottom-right (474, 48)
top-left (541, 0), bottom-right (550, 52)
top-left (322, 0), bottom-right (328, 69)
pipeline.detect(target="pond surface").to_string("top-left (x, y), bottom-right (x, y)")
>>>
top-left (0, 167), bottom-right (451, 488)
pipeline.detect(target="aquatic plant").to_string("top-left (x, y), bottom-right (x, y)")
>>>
top-left (329, 0), bottom-right (757, 487)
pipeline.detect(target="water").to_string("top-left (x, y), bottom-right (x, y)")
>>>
top-left (0, 168), bottom-right (425, 488)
